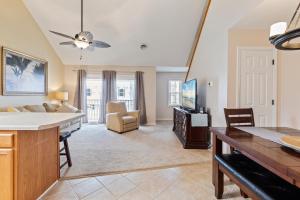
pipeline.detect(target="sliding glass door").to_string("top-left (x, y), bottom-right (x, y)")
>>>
top-left (86, 78), bottom-right (102, 123)
top-left (86, 73), bottom-right (135, 123)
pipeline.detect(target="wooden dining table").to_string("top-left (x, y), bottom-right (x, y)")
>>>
top-left (211, 127), bottom-right (300, 198)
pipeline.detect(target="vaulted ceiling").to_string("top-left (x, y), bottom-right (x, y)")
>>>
top-left (234, 0), bottom-right (299, 29)
top-left (23, 0), bottom-right (207, 67)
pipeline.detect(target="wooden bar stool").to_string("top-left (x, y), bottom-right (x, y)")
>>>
top-left (60, 131), bottom-right (72, 169)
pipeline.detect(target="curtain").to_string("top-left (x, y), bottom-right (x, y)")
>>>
top-left (99, 71), bottom-right (117, 123)
top-left (74, 69), bottom-right (88, 123)
top-left (135, 71), bottom-right (147, 125)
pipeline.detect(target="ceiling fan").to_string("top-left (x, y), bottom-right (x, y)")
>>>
top-left (49, 0), bottom-right (111, 50)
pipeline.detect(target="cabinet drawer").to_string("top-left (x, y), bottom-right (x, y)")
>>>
top-left (0, 134), bottom-right (14, 148)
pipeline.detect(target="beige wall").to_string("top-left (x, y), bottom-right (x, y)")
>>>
top-left (156, 72), bottom-right (185, 120)
top-left (0, 0), bottom-right (64, 106)
top-left (64, 65), bottom-right (157, 125)
top-left (187, 0), bottom-right (263, 126)
top-left (228, 28), bottom-right (300, 129)
top-left (228, 29), bottom-right (272, 108)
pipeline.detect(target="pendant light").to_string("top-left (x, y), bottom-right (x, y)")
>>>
top-left (270, 3), bottom-right (300, 50)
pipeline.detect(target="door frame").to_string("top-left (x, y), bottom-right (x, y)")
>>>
top-left (236, 47), bottom-right (278, 126)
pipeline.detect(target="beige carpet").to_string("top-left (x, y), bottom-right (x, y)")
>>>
top-left (61, 121), bottom-right (211, 178)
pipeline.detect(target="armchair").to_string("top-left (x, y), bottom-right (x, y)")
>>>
top-left (106, 102), bottom-right (140, 133)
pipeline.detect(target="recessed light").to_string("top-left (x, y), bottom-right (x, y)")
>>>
top-left (140, 44), bottom-right (147, 50)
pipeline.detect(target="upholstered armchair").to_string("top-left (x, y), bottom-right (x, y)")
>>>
top-left (106, 102), bottom-right (140, 133)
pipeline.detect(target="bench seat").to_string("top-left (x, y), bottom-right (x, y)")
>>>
top-left (215, 153), bottom-right (300, 200)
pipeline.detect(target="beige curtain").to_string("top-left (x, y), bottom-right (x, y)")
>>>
top-left (135, 71), bottom-right (147, 125)
top-left (74, 69), bottom-right (88, 123)
top-left (99, 71), bottom-right (117, 123)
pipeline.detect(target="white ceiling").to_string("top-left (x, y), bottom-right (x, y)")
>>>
top-left (234, 0), bottom-right (299, 29)
top-left (23, 0), bottom-right (207, 67)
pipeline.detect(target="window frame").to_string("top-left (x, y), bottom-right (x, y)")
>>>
top-left (168, 79), bottom-right (183, 107)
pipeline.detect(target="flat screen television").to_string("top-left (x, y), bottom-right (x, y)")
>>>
top-left (182, 79), bottom-right (197, 111)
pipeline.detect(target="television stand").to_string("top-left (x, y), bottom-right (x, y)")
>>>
top-left (173, 107), bottom-right (211, 149)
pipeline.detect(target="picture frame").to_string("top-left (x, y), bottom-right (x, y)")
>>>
top-left (1, 47), bottom-right (48, 96)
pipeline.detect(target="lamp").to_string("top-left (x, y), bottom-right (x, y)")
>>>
top-left (269, 3), bottom-right (300, 50)
top-left (55, 91), bottom-right (69, 104)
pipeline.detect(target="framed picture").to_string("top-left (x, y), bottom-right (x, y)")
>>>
top-left (1, 47), bottom-right (48, 96)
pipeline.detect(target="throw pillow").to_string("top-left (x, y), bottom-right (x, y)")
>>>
top-left (15, 106), bottom-right (31, 112)
top-left (7, 107), bottom-right (20, 112)
top-left (43, 103), bottom-right (60, 112)
top-left (56, 103), bottom-right (79, 113)
top-left (24, 105), bottom-right (47, 112)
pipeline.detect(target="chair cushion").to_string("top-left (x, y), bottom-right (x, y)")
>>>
top-left (122, 116), bottom-right (137, 124)
top-left (24, 105), bottom-right (47, 112)
top-left (107, 102), bottom-right (127, 116)
top-left (216, 154), bottom-right (300, 200)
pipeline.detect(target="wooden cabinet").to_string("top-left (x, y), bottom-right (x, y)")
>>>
top-left (0, 128), bottom-right (59, 200)
top-left (173, 107), bottom-right (211, 149)
top-left (0, 149), bottom-right (14, 200)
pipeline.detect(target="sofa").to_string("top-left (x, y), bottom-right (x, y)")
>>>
top-left (106, 101), bottom-right (140, 133)
top-left (0, 103), bottom-right (82, 133)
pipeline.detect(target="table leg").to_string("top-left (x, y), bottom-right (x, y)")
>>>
top-left (212, 133), bottom-right (224, 198)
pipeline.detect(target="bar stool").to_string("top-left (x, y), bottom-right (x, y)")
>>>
top-left (60, 131), bottom-right (72, 169)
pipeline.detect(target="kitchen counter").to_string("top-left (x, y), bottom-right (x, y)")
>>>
top-left (0, 112), bottom-right (84, 130)
top-left (0, 112), bottom-right (84, 200)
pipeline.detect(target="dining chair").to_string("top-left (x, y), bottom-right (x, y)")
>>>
top-left (223, 108), bottom-right (255, 198)
top-left (224, 108), bottom-right (255, 128)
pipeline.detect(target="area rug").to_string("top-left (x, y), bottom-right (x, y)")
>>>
top-left (61, 121), bottom-right (212, 178)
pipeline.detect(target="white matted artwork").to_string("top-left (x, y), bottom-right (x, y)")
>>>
top-left (1, 47), bottom-right (48, 96)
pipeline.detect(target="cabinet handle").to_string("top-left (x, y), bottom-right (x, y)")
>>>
top-left (0, 150), bottom-right (11, 155)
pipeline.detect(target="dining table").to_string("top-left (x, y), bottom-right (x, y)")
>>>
top-left (211, 127), bottom-right (300, 198)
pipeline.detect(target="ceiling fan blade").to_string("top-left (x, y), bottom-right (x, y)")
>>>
top-left (92, 40), bottom-right (111, 48)
top-left (59, 41), bottom-right (76, 47)
top-left (49, 30), bottom-right (75, 40)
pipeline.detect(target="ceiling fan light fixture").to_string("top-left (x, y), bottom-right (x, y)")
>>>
top-left (74, 40), bottom-right (89, 49)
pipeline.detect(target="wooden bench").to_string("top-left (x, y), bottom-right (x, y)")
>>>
top-left (215, 153), bottom-right (300, 200)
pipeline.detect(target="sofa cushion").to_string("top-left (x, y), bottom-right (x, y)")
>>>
top-left (122, 116), bottom-right (137, 124)
top-left (24, 105), bottom-right (46, 112)
top-left (56, 103), bottom-right (79, 113)
top-left (43, 103), bottom-right (60, 112)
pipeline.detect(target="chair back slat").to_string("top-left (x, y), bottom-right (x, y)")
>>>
top-left (224, 108), bottom-right (255, 127)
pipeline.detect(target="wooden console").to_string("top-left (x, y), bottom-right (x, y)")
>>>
top-left (172, 107), bottom-right (211, 149)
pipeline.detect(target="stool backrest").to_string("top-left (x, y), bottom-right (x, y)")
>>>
top-left (224, 108), bottom-right (255, 127)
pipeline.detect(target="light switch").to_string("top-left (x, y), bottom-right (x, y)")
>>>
top-left (208, 81), bottom-right (213, 87)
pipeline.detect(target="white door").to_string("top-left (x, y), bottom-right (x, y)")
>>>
top-left (238, 48), bottom-right (276, 127)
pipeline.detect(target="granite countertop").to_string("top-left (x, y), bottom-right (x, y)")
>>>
top-left (0, 112), bottom-right (84, 130)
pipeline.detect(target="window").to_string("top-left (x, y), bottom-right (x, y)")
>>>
top-left (116, 73), bottom-right (135, 111)
top-left (118, 88), bottom-right (125, 97)
top-left (168, 80), bottom-right (182, 106)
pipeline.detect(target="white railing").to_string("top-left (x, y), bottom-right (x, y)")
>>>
top-left (87, 99), bottom-right (135, 122)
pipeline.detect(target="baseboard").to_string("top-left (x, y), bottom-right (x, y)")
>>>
top-left (156, 118), bottom-right (172, 121)
top-left (37, 180), bottom-right (58, 200)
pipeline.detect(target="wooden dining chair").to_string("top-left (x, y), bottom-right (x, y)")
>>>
top-left (224, 108), bottom-right (255, 128)
top-left (223, 108), bottom-right (255, 198)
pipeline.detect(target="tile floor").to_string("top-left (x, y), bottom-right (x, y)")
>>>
top-left (42, 161), bottom-right (246, 200)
